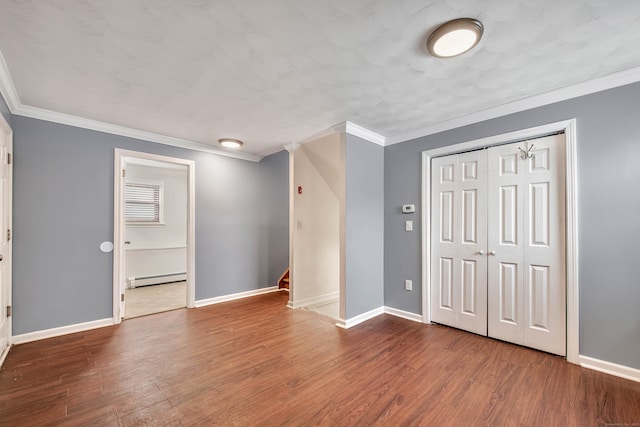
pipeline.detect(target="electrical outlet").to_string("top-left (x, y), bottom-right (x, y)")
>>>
top-left (405, 279), bottom-right (412, 291)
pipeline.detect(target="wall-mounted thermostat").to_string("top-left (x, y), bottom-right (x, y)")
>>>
top-left (402, 204), bottom-right (415, 214)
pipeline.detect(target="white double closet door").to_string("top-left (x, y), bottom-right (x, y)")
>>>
top-left (430, 134), bottom-right (566, 356)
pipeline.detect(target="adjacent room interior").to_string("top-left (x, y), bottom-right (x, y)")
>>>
top-left (289, 133), bottom-right (342, 320)
top-left (122, 157), bottom-right (188, 319)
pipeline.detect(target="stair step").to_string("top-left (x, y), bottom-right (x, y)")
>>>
top-left (278, 268), bottom-right (290, 289)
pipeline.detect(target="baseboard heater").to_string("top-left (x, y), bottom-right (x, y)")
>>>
top-left (128, 272), bottom-right (187, 289)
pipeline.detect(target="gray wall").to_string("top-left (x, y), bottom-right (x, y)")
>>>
top-left (12, 116), bottom-right (288, 335)
top-left (345, 134), bottom-right (384, 319)
top-left (384, 82), bottom-right (640, 369)
top-left (0, 93), bottom-right (11, 126)
top-left (258, 150), bottom-right (290, 287)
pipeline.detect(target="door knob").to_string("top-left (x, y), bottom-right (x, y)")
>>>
top-left (489, 250), bottom-right (496, 256)
top-left (478, 250), bottom-right (485, 255)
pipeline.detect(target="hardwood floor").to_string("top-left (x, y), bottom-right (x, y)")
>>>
top-left (1, 291), bottom-right (639, 426)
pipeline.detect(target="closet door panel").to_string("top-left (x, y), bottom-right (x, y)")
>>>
top-left (431, 151), bottom-right (487, 335)
top-left (488, 145), bottom-right (525, 345)
top-left (456, 151), bottom-right (487, 335)
top-left (487, 135), bottom-right (566, 355)
top-left (431, 156), bottom-right (459, 327)
top-left (522, 134), bottom-right (566, 356)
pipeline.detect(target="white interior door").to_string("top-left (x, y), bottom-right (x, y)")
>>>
top-left (115, 155), bottom-right (126, 320)
top-left (486, 144), bottom-right (524, 346)
top-left (119, 167), bottom-right (126, 320)
top-left (488, 134), bottom-right (566, 355)
top-left (431, 150), bottom-right (488, 335)
top-left (0, 117), bottom-right (12, 366)
top-left (431, 134), bottom-right (566, 356)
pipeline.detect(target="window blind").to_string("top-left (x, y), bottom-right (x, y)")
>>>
top-left (125, 182), bottom-right (161, 223)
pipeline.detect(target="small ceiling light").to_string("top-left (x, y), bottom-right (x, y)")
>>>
top-left (218, 138), bottom-right (243, 149)
top-left (427, 18), bottom-right (484, 58)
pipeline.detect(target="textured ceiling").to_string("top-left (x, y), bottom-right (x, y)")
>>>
top-left (1, 0), bottom-right (640, 157)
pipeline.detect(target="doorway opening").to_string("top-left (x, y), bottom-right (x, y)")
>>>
top-left (287, 133), bottom-right (343, 322)
top-left (113, 150), bottom-right (195, 323)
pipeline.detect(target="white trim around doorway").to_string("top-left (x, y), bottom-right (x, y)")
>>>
top-left (421, 119), bottom-right (579, 364)
top-left (0, 112), bottom-right (12, 368)
top-left (113, 149), bottom-right (196, 324)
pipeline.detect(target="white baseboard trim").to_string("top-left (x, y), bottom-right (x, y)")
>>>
top-left (579, 355), bottom-right (640, 383)
top-left (383, 306), bottom-right (423, 323)
top-left (336, 306), bottom-right (385, 329)
top-left (12, 318), bottom-right (113, 345)
top-left (195, 286), bottom-right (281, 308)
top-left (289, 291), bottom-right (339, 309)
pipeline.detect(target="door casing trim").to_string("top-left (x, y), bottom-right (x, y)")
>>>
top-left (0, 112), bottom-right (12, 368)
top-left (421, 119), bottom-right (579, 364)
top-left (113, 149), bottom-right (196, 324)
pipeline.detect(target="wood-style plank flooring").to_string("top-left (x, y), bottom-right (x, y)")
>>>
top-left (1, 291), bottom-right (639, 426)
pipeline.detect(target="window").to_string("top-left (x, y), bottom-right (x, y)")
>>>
top-left (125, 181), bottom-right (163, 224)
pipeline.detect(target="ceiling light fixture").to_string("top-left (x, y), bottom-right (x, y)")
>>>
top-left (427, 18), bottom-right (484, 58)
top-left (218, 138), bottom-right (243, 149)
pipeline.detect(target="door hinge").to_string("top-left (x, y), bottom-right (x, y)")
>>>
top-left (7, 153), bottom-right (11, 165)
top-left (122, 169), bottom-right (126, 178)
top-left (121, 294), bottom-right (125, 302)
top-left (6, 306), bottom-right (11, 317)
top-left (6, 229), bottom-right (10, 242)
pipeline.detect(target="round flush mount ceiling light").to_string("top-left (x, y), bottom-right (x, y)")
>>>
top-left (427, 18), bottom-right (484, 58)
top-left (218, 138), bottom-right (243, 149)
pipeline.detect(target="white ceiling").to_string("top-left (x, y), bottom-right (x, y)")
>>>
top-left (1, 0), bottom-right (640, 158)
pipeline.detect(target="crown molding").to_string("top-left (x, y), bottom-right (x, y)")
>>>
top-left (293, 120), bottom-right (386, 149)
top-left (282, 143), bottom-right (301, 153)
top-left (0, 51), bottom-right (262, 162)
top-left (385, 66), bottom-right (640, 145)
top-left (257, 145), bottom-right (288, 157)
top-left (12, 104), bottom-right (262, 162)
top-left (0, 51), bottom-right (20, 113)
top-left (343, 121), bottom-right (386, 146)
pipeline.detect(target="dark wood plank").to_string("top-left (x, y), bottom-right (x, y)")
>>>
top-left (1, 291), bottom-right (638, 426)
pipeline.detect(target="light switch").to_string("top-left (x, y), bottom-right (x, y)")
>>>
top-left (405, 220), bottom-right (413, 231)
